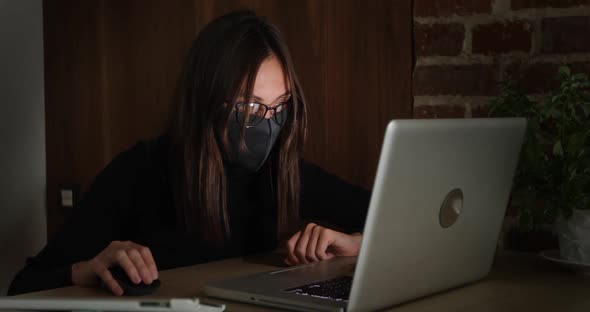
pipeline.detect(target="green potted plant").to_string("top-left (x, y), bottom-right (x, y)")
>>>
top-left (488, 66), bottom-right (590, 263)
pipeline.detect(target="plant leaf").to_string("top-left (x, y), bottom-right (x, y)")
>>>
top-left (488, 64), bottom-right (590, 229)
top-left (567, 132), bottom-right (586, 158)
top-left (572, 73), bottom-right (588, 81)
top-left (553, 140), bottom-right (564, 157)
top-left (558, 66), bottom-right (571, 77)
top-left (582, 104), bottom-right (590, 117)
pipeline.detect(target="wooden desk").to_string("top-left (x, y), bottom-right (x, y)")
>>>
top-left (18, 252), bottom-right (590, 311)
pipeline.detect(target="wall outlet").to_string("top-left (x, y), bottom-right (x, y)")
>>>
top-left (59, 184), bottom-right (79, 209)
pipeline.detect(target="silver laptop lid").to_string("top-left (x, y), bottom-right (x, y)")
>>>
top-left (348, 118), bottom-right (525, 312)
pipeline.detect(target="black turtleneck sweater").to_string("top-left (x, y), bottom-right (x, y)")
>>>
top-left (7, 136), bottom-right (370, 295)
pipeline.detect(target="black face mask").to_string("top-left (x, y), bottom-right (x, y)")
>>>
top-left (226, 111), bottom-right (284, 173)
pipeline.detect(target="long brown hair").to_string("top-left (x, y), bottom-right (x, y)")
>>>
top-left (168, 10), bottom-right (307, 246)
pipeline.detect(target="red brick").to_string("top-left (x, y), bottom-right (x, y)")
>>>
top-left (504, 63), bottom-right (559, 93)
top-left (414, 105), bottom-right (466, 118)
top-left (542, 17), bottom-right (590, 53)
top-left (472, 106), bottom-right (490, 118)
top-left (512, 0), bottom-right (590, 10)
top-left (472, 21), bottom-right (533, 55)
top-left (413, 65), bottom-right (498, 96)
top-left (415, 23), bottom-right (465, 56)
top-left (504, 62), bottom-right (590, 94)
top-left (414, 0), bottom-right (492, 17)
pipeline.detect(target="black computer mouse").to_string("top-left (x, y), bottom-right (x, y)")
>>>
top-left (107, 265), bottom-right (161, 296)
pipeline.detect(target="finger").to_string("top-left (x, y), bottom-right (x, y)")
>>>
top-left (136, 245), bottom-right (158, 280)
top-left (315, 228), bottom-right (335, 261)
top-left (286, 231), bottom-right (301, 265)
top-left (294, 224), bottom-right (316, 264)
top-left (127, 249), bottom-right (153, 284)
top-left (93, 261), bottom-right (123, 296)
top-left (306, 226), bottom-right (321, 262)
top-left (114, 249), bottom-right (142, 284)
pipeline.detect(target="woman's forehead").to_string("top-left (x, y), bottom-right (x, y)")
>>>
top-left (241, 55), bottom-right (290, 103)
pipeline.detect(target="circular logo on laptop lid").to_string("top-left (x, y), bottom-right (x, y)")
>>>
top-left (439, 188), bottom-right (463, 228)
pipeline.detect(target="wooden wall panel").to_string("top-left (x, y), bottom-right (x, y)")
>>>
top-left (44, 0), bottom-right (198, 235)
top-left (194, 0), bottom-right (254, 30)
top-left (44, 0), bottom-right (106, 233)
top-left (322, 0), bottom-right (413, 187)
top-left (98, 0), bottom-right (196, 156)
top-left (43, 0), bottom-right (413, 237)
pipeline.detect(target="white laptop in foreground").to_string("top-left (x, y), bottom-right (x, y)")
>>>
top-left (0, 298), bottom-right (224, 312)
top-left (205, 118), bottom-right (526, 312)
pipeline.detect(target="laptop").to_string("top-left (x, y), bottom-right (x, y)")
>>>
top-left (0, 298), bottom-right (224, 312)
top-left (204, 118), bottom-right (526, 312)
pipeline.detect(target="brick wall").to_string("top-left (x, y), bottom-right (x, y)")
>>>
top-left (413, 0), bottom-right (590, 118)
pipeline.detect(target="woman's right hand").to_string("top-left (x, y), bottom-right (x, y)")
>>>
top-left (71, 240), bottom-right (159, 295)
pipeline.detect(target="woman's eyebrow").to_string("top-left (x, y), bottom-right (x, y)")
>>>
top-left (246, 91), bottom-right (291, 103)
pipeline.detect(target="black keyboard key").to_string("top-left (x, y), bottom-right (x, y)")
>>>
top-left (285, 276), bottom-right (352, 302)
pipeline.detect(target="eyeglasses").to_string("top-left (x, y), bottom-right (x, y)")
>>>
top-left (234, 100), bottom-right (289, 128)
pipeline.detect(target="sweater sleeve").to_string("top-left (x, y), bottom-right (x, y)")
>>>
top-left (7, 143), bottom-right (146, 295)
top-left (299, 160), bottom-right (371, 234)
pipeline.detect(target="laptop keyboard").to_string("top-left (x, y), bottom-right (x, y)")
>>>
top-left (285, 276), bottom-right (352, 302)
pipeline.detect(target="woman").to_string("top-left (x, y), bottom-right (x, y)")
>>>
top-left (8, 10), bottom-right (369, 296)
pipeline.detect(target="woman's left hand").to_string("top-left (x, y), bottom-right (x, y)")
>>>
top-left (284, 223), bottom-right (362, 266)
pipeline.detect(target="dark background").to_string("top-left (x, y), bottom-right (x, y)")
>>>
top-left (43, 0), bottom-right (414, 237)
top-left (43, 0), bottom-right (590, 238)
